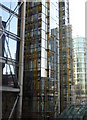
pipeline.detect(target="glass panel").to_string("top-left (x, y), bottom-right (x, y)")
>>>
top-left (41, 29), bottom-right (45, 39)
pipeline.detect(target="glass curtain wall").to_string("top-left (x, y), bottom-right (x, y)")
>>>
top-left (24, 0), bottom-right (59, 119)
top-left (59, 0), bottom-right (73, 113)
top-left (73, 37), bottom-right (86, 103)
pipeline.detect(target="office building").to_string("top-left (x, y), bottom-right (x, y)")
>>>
top-left (15, 0), bottom-right (72, 118)
top-left (23, 1), bottom-right (60, 118)
top-left (73, 37), bottom-right (87, 103)
top-left (0, 0), bottom-right (74, 119)
top-left (59, 1), bottom-right (73, 112)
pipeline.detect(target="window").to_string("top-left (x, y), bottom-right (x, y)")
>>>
top-left (42, 5), bottom-right (45, 14)
top-left (41, 30), bottom-right (45, 39)
top-left (38, 59), bottom-right (41, 68)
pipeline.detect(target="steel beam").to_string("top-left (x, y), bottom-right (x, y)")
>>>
top-left (8, 96), bottom-right (19, 120)
top-left (0, 3), bottom-right (19, 18)
top-left (17, 1), bottom-right (26, 118)
top-left (0, 86), bottom-right (20, 92)
top-left (0, 28), bottom-right (21, 41)
top-left (0, 56), bottom-right (18, 66)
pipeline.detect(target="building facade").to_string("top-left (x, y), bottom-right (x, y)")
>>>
top-left (23, 0), bottom-right (72, 118)
top-left (23, 1), bottom-right (60, 119)
top-left (59, 1), bottom-right (73, 112)
top-left (73, 37), bottom-right (86, 102)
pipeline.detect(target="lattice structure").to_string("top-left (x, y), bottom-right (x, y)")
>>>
top-left (0, 1), bottom-right (26, 119)
top-left (59, 0), bottom-right (73, 112)
top-left (23, 1), bottom-right (60, 119)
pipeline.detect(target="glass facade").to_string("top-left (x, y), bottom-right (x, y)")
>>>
top-left (24, 0), bottom-right (72, 117)
top-left (58, 103), bottom-right (87, 119)
top-left (24, 1), bottom-right (59, 118)
top-left (59, 1), bottom-right (73, 112)
top-left (0, 1), bottom-right (19, 119)
top-left (73, 37), bottom-right (86, 100)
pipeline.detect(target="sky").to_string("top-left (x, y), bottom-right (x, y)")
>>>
top-left (0, 2), bottom-right (17, 74)
top-left (69, 0), bottom-right (87, 38)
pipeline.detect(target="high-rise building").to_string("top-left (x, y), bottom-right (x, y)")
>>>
top-left (23, 1), bottom-right (60, 119)
top-left (59, 1), bottom-right (73, 112)
top-left (73, 37), bottom-right (87, 103)
top-left (23, 0), bottom-right (71, 118)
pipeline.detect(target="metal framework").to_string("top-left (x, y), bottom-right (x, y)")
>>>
top-left (23, 1), bottom-right (59, 119)
top-left (0, 1), bottom-right (26, 119)
top-left (0, 0), bottom-right (73, 119)
top-left (59, 0), bottom-right (73, 112)
top-left (58, 103), bottom-right (87, 119)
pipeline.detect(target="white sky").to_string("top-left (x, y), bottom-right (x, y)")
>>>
top-left (69, 0), bottom-right (87, 38)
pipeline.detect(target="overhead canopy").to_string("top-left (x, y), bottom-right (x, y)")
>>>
top-left (58, 103), bottom-right (87, 120)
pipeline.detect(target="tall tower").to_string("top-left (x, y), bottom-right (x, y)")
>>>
top-left (59, 0), bottom-right (73, 112)
top-left (73, 37), bottom-right (86, 103)
top-left (23, 1), bottom-right (60, 119)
